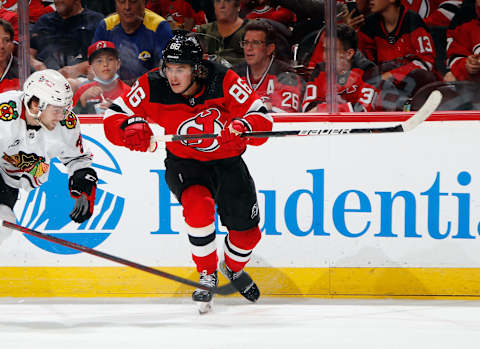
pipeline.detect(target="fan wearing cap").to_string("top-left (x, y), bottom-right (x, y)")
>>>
top-left (72, 41), bottom-right (130, 115)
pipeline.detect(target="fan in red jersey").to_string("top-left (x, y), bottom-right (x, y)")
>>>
top-left (401, 0), bottom-right (462, 27)
top-left (444, 0), bottom-right (480, 82)
top-left (103, 33), bottom-right (272, 313)
top-left (243, 0), bottom-right (295, 25)
top-left (147, 0), bottom-right (207, 31)
top-left (357, 0), bottom-right (439, 98)
top-left (302, 24), bottom-right (383, 112)
top-left (233, 19), bottom-right (304, 112)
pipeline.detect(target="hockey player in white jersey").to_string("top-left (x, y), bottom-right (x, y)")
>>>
top-left (0, 69), bottom-right (98, 244)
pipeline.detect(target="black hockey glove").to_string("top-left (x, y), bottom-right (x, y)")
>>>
top-left (68, 168), bottom-right (98, 223)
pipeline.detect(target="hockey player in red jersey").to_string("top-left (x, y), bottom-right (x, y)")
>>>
top-left (103, 34), bottom-right (272, 313)
top-left (0, 69), bottom-right (98, 245)
top-left (233, 19), bottom-right (305, 112)
top-left (358, 0), bottom-right (438, 97)
top-left (445, 0), bottom-right (480, 82)
top-left (302, 24), bottom-right (381, 112)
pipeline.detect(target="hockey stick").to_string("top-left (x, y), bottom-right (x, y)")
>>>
top-left (153, 90), bottom-right (442, 143)
top-left (1, 220), bottom-right (236, 295)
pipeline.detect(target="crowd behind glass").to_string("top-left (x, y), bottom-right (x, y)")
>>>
top-left (1, 0), bottom-right (479, 113)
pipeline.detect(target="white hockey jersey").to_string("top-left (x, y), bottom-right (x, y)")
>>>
top-left (0, 90), bottom-right (93, 191)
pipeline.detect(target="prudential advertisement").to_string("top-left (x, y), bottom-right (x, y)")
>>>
top-left (2, 121), bottom-right (480, 269)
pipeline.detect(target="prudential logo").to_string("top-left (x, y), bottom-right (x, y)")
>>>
top-left (17, 135), bottom-right (125, 254)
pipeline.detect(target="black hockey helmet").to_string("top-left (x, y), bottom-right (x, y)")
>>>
top-left (161, 33), bottom-right (208, 82)
top-left (162, 33), bottom-right (203, 66)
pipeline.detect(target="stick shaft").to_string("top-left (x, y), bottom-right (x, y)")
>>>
top-left (154, 90), bottom-right (442, 143)
top-left (2, 221), bottom-right (235, 295)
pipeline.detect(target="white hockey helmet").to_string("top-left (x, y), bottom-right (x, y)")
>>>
top-left (23, 69), bottom-right (73, 118)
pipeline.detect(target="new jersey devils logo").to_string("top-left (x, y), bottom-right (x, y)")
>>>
top-left (177, 108), bottom-right (224, 152)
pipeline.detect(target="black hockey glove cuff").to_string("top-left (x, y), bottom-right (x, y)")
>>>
top-left (69, 168), bottom-right (98, 223)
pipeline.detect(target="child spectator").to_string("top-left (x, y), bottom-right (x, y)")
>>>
top-left (72, 41), bottom-right (130, 114)
top-left (93, 0), bottom-right (173, 85)
top-left (357, 0), bottom-right (438, 97)
top-left (302, 24), bottom-right (382, 112)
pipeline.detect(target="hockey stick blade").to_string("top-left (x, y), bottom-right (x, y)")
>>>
top-left (401, 90), bottom-right (442, 132)
top-left (153, 90), bottom-right (442, 143)
top-left (1, 220), bottom-right (236, 295)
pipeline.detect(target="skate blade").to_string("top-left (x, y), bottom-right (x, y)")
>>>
top-left (196, 299), bottom-right (214, 314)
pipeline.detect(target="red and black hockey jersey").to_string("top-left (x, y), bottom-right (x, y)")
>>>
top-left (233, 59), bottom-right (305, 113)
top-left (104, 61), bottom-right (273, 161)
top-left (147, 0), bottom-right (207, 26)
top-left (446, 15), bottom-right (480, 81)
top-left (401, 0), bottom-right (462, 27)
top-left (358, 6), bottom-right (436, 84)
top-left (245, 5), bottom-right (295, 25)
top-left (302, 51), bottom-right (381, 112)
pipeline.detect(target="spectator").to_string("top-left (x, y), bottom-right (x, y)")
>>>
top-left (343, 0), bottom-right (370, 30)
top-left (196, 0), bottom-right (247, 66)
top-left (30, 0), bottom-right (104, 80)
top-left (0, 3), bottom-right (18, 41)
top-left (93, 0), bottom-right (173, 85)
top-left (147, 0), bottom-right (207, 31)
top-left (233, 19), bottom-right (304, 112)
top-left (2, 0), bottom-right (55, 23)
top-left (302, 24), bottom-right (382, 112)
top-left (267, 0), bottom-right (325, 44)
top-left (0, 19), bottom-right (19, 93)
top-left (357, 0), bottom-right (438, 97)
top-left (242, 0), bottom-right (295, 26)
top-left (444, 0), bottom-right (480, 81)
top-left (72, 41), bottom-right (130, 114)
top-left (302, 2), bottom-right (359, 69)
top-left (401, 0), bottom-right (463, 27)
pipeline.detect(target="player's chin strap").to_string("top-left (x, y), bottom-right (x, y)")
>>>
top-left (24, 103), bottom-right (49, 131)
top-left (179, 77), bottom-right (197, 96)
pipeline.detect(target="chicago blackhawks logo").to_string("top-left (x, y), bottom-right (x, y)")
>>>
top-left (2, 151), bottom-right (49, 178)
top-left (60, 110), bottom-right (77, 129)
top-left (0, 100), bottom-right (19, 121)
top-left (177, 108), bottom-right (224, 152)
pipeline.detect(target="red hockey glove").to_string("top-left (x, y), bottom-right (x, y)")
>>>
top-left (120, 116), bottom-right (153, 152)
top-left (69, 168), bottom-right (98, 223)
top-left (218, 119), bottom-right (249, 151)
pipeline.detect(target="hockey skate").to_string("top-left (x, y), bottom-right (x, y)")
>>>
top-left (219, 261), bottom-right (260, 302)
top-left (192, 270), bottom-right (218, 314)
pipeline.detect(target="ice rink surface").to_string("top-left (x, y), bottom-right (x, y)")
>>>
top-left (1, 297), bottom-right (480, 349)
